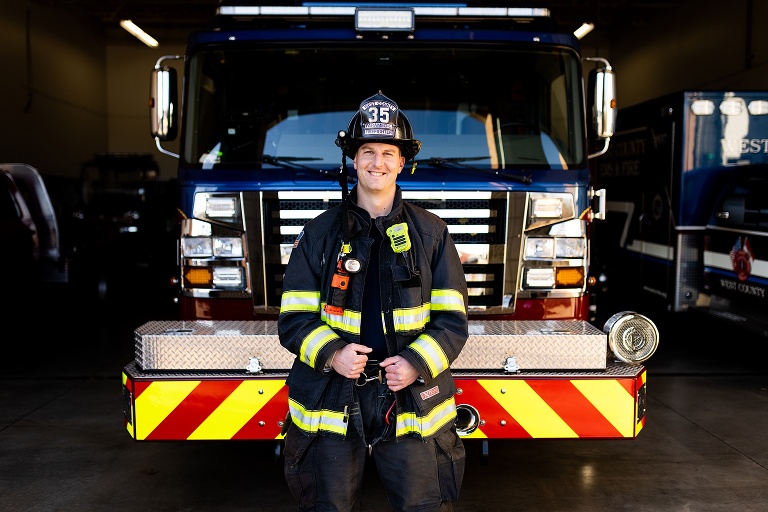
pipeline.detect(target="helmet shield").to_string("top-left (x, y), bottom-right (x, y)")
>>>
top-left (336, 92), bottom-right (422, 160)
top-left (359, 94), bottom-right (400, 138)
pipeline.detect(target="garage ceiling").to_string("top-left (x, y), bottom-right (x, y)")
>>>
top-left (42, 0), bottom-right (681, 46)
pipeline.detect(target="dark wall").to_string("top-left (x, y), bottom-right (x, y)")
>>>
top-left (1, 0), bottom-right (766, 180)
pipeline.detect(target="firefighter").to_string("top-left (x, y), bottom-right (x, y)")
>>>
top-left (278, 92), bottom-right (469, 511)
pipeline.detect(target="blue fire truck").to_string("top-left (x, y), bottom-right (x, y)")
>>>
top-left (122, 2), bottom-right (660, 445)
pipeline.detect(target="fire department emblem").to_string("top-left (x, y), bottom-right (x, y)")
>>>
top-left (729, 236), bottom-right (754, 282)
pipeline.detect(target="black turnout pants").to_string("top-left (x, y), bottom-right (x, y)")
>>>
top-left (283, 378), bottom-right (465, 512)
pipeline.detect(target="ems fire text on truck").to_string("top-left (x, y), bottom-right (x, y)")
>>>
top-left (122, 2), bottom-right (660, 451)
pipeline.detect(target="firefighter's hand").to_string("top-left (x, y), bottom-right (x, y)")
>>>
top-left (332, 343), bottom-right (372, 379)
top-left (380, 356), bottom-right (420, 392)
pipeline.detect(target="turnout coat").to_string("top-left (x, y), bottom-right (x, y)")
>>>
top-left (278, 185), bottom-right (469, 440)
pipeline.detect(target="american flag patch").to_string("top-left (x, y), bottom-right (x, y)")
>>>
top-left (292, 230), bottom-right (304, 248)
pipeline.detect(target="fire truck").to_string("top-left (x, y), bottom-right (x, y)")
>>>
top-left (122, 2), bottom-right (660, 449)
top-left (591, 90), bottom-right (768, 336)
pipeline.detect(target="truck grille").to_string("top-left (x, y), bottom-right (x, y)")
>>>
top-left (251, 191), bottom-right (514, 310)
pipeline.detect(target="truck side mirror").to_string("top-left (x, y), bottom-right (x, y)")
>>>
top-left (588, 64), bottom-right (617, 139)
top-left (150, 64), bottom-right (179, 141)
top-left (584, 57), bottom-right (617, 158)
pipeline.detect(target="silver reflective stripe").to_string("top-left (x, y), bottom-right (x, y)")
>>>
top-left (289, 399), bottom-right (348, 436)
top-left (409, 334), bottom-right (449, 377)
top-left (393, 304), bottom-right (429, 332)
top-left (299, 325), bottom-right (338, 366)
top-left (320, 305), bottom-right (362, 334)
top-left (280, 290), bottom-right (321, 313)
top-left (395, 397), bottom-right (457, 437)
top-left (431, 288), bottom-right (466, 314)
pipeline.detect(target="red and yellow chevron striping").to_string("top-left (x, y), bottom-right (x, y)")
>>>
top-left (454, 370), bottom-right (645, 439)
top-left (122, 368), bottom-right (645, 441)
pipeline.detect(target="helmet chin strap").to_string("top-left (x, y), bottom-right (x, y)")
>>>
top-left (339, 154), bottom-right (351, 241)
top-left (339, 155), bottom-right (349, 200)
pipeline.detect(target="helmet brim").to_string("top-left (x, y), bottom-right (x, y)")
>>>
top-left (338, 139), bottom-right (421, 161)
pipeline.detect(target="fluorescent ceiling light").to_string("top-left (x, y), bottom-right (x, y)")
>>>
top-left (574, 22), bottom-right (595, 39)
top-left (120, 19), bottom-right (159, 47)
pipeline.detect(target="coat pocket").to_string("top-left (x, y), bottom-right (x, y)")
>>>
top-left (286, 358), bottom-right (331, 406)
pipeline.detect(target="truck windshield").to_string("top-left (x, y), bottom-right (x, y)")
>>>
top-left (184, 45), bottom-right (584, 171)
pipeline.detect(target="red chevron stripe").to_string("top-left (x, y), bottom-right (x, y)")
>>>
top-left (133, 380), bottom-right (151, 400)
top-left (527, 380), bottom-right (622, 438)
top-left (619, 376), bottom-right (638, 396)
top-left (455, 378), bottom-right (531, 438)
top-left (146, 380), bottom-right (241, 440)
top-left (233, 385), bottom-right (290, 439)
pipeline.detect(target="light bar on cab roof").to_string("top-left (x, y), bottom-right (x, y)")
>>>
top-left (217, 5), bottom-right (550, 19)
top-left (748, 100), bottom-right (768, 115)
top-left (356, 9), bottom-right (415, 31)
top-left (719, 99), bottom-right (744, 116)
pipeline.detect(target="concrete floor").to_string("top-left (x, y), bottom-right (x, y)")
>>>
top-left (2, 286), bottom-right (767, 512)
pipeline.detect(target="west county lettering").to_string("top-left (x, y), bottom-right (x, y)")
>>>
top-left (719, 278), bottom-right (766, 298)
top-left (721, 138), bottom-right (768, 154)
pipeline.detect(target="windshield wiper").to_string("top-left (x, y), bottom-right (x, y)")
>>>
top-left (260, 155), bottom-right (341, 179)
top-left (414, 156), bottom-right (532, 185)
top-left (261, 155), bottom-right (321, 168)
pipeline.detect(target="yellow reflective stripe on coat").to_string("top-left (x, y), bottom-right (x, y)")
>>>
top-left (299, 325), bottom-right (338, 367)
top-left (280, 290), bottom-right (321, 313)
top-left (431, 289), bottom-right (466, 314)
top-left (320, 303), bottom-right (362, 335)
top-left (395, 396), bottom-right (457, 438)
top-left (409, 334), bottom-right (450, 378)
top-left (288, 398), bottom-right (347, 435)
top-left (392, 304), bottom-right (430, 332)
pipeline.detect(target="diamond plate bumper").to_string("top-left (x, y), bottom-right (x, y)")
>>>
top-left (135, 319), bottom-right (607, 372)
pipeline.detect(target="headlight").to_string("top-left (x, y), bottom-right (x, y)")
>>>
top-left (192, 193), bottom-right (241, 222)
top-left (213, 237), bottom-right (243, 257)
top-left (212, 267), bottom-right (244, 287)
top-left (556, 238), bottom-right (585, 258)
top-left (524, 268), bottom-right (555, 287)
top-left (603, 311), bottom-right (659, 364)
top-left (182, 236), bottom-right (243, 258)
top-left (525, 237), bottom-right (585, 259)
top-left (527, 193), bottom-right (575, 230)
top-left (530, 197), bottom-right (563, 219)
top-left (205, 196), bottom-right (238, 218)
top-left (182, 237), bottom-right (213, 257)
top-left (525, 238), bottom-right (554, 259)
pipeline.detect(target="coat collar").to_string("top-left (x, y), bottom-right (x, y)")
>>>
top-left (346, 185), bottom-right (404, 236)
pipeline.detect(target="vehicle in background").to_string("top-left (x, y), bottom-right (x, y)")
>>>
top-left (122, 2), bottom-right (660, 450)
top-left (0, 163), bottom-right (66, 286)
top-left (67, 153), bottom-right (177, 311)
top-left (591, 90), bottom-right (768, 336)
top-left (702, 165), bottom-right (768, 335)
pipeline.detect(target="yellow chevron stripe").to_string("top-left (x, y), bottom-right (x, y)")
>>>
top-left (188, 380), bottom-right (285, 440)
top-left (636, 370), bottom-right (646, 436)
top-left (460, 427), bottom-right (488, 439)
top-left (571, 379), bottom-right (636, 437)
top-left (479, 380), bottom-right (578, 438)
top-left (122, 372), bottom-right (134, 438)
top-left (135, 380), bottom-right (199, 440)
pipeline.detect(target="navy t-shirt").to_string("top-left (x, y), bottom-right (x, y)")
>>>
top-left (360, 226), bottom-right (387, 360)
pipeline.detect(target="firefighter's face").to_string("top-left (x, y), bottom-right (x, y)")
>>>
top-left (353, 142), bottom-right (404, 193)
